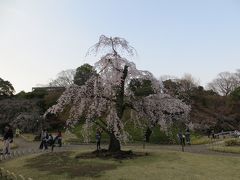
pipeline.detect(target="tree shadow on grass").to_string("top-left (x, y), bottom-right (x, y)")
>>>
top-left (24, 151), bottom-right (117, 178)
top-left (75, 149), bottom-right (149, 160)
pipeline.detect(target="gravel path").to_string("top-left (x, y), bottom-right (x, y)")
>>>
top-left (11, 137), bottom-right (240, 158)
top-left (14, 137), bottom-right (39, 150)
top-left (153, 144), bottom-right (240, 157)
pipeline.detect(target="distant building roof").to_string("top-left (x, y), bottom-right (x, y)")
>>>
top-left (32, 86), bottom-right (66, 92)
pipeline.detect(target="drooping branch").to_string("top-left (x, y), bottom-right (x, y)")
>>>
top-left (98, 117), bottom-right (108, 128)
top-left (86, 35), bottom-right (137, 57)
top-left (94, 120), bottom-right (110, 135)
top-left (110, 37), bottom-right (117, 56)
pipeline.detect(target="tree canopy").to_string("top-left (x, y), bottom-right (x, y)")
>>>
top-left (207, 71), bottom-right (240, 96)
top-left (129, 78), bottom-right (154, 97)
top-left (230, 87), bottom-right (240, 101)
top-left (74, 64), bottom-right (96, 86)
top-left (0, 78), bottom-right (15, 97)
top-left (49, 69), bottom-right (75, 87)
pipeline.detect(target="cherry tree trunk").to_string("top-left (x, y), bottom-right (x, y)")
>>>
top-left (108, 133), bottom-right (121, 152)
top-left (108, 64), bottom-right (128, 152)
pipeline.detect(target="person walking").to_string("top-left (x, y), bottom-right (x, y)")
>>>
top-left (2, 125), bottom-right (14, 155)
top-left (185, 128), bottom-right (191, 145)
top-left (39, 129), bottom-right (48, 150)
top-left (96, 129), bottom-right (102, 151)
top-left (177, 131), bottom-right (185, 152)
top-left (211, 129), bottom-right (215, 139)
top-left (54, 130), bottom-right (62, 147)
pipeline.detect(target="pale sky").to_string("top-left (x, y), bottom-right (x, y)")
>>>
top-left (0, 0), bottom-right (240, 93)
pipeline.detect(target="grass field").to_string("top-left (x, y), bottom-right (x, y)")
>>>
top-left (210, 145), bottom-right (240, 154)
top-left (190, 134), bottom-right (216, 145)
top-left (209, 138), bottom-right (240, 154)
top-left (1, 145), bottom-right (240, 180)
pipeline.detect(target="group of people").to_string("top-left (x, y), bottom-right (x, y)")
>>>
top-left (39, 128), bottom-right (102, 151)
top-left (0, 124), bottom-right (103, 154)
top-left (177, 128), bottom-right (191, 146)
top-left (1, 125), bottom-right (64, 154)
top-left (39, 129), bottom-right (62, 151)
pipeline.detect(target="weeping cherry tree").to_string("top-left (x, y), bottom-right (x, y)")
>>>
top-left (45, 35), bottom-right (191, 152)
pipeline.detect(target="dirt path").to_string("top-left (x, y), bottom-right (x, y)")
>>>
top-left (155, 144), bottom-right (240, 157)
top-left (123, 143), bottom-right (240, 157)
top-left (14, 137), bottom-right (39, 150)
top-left (12, 137), bottom-right (78, 152)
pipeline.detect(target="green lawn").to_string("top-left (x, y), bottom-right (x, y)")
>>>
top-left (191, 135), bottom-right (212, 145)
top-left (210, 145), bottom-right (240, 154)
top-left (209, 138), bottom-right (240, 154)
top-left (1, 145), bottom-right (240, 180)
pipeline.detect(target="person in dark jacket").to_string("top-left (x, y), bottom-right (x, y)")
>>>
top-left (177, 131), bottom-right (186, 152)
top-left (96, 129), bottom-right (102, 151)
top-left (51, 130), bottom-right (63, 151)
top-left (53, 130), bottom-right (62, 147)
top-left (2, 125), bottom-right (13, 154)
top-left (185, 128), bottom-right (191, 145)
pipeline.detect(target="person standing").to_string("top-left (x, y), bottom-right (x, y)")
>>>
top-left (96, 129), bottom-right (102, 151)
top-left (2, 125), bottom-right (13, 155)
top-left (51, 130), bottom-right (62, 151)
top-left (211, 129), bottom-right (215, 139)
top-left (144, 127), bottom-right (152, 143)
top-left (207, 128), bottom-right (211, 138)
top-left (39, 129), bottom-right (48, 150)
top-left (177, 131), bottom-right (185, 152)
top-left (53, 130), bottom-right (62, 147)
top-left (177, 131), bottom-right (183, 144)
top-left (57, 130), bottom-right (62, 147)
top-left (185, 128), bottom-right (191, 145)
top-left (15, 127), bottom-right (21, 137)
top-left (47, 133), bottom-right (54, 146)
